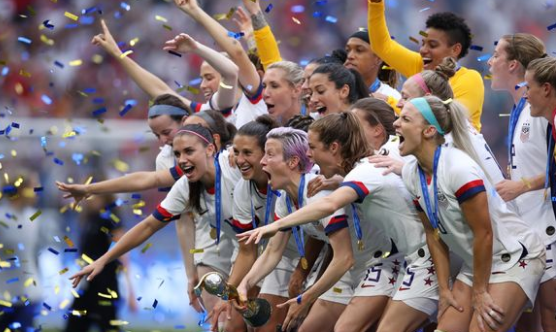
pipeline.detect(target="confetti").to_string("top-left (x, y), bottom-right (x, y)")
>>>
top-left (0, 300), bottom-right (12, 307)
top-left (29, 210), bottom-right (42, 221)
top-left (59, 299), bottom-right (70, 309)
top-left (18, 37), bottom-right (32, 44)
top-left (53, 157), bottom-right (64, 165)
top-left (470, 45), bottom-right (484, 51)
top-left (54, 60), bottom-right (64, 68)
top-left (59, 267), bottom-right (69, 275)
top-left (92, 107), bottom-right (107, 116)
top-left (6, 277), bottom-right (19, 284)
top-left (64, 236), bottom-right (74, 247)
top-left (110, 320), bottom-right (129, 326)
top-left (120, 2), bottom-right (131, 11)
top-left (81, 253), bottom-right (94, 264)
top-left (34, 187), bottom-right (43, 192)
top-left (325, 16), bottom-right (337, 24)
top-left (131, 193), bottom-right (141, 199)
top-left (141, 243), bottom-right (152, 253)
top-left (515, 81), bottom-right (527, 90)
top-left (40, 35), bottom-right (55, 45)
top-left (189, 248), bottom-right (204, 254)
top-left (477, 54), bottom-right (492, 62)
top-left (41, 95), bottom-right (52, 105)
top-left (265, 4), bottom-right (274, 13)
top-left (120, 50), bottom-right (133, 59)
top-left (167, 50), bottom-right (182, 57)
top-left (292, 17), bottom-right (301, 24)
top-left (315, 0), bottom-right (327, 5)
top-left (548, 22), bottom-right (556, 31)
top-left (155, 15), bottom-right (167, 23)
top-left (129, 37), bottom-right (139, 46)
top-left (64, 11), bottom-right (79, 21)
top-left (418, 30), bottom-right (428, 38)
top-left (24, 278), bottom-right (34, 287)
top-left (409, 36), bottom-right (419, 44)
top-left (48, 247), bottom-right (59, 255)
top-left (71, 289), bottom-right (80, 298)
top-left (98, 292), bottom-right (112, 299)
top-left (43, 20), bottom-right (55, 30)
top-left (152, 299), bottom-right (158, 308)
top-left (419, 7), bottom-right (431, 12)
top-left (69, 59), bottom-right (83, 66)
top-left (291, 5), bottom-right (305, 13)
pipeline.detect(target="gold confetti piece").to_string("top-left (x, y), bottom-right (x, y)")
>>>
top-left (84, 176), bottom-right (93, 185)
top-left (162, 24), bottom-right (172, 31)
top-left (71, 309), bottom-right (87, 316)
top-left (189, 248), bottom-right (204, 254)
top-left (382, 251), bottom-right (391, 259)
top-left (98, 292), bottom-right (112, 299)
top-left (64, 236), bottom-right (74, 247)
top-left (19, 69), bottom-right (31, 77)
top-left (132, 209), bottom-right (143, 216)
top-left (110, 320), bottom-right (129, 326)
top-left (69, 59), bottom-right (82, 67)
top-left (59, 299), bottom-right (70, 309)
top-left (59, 267), bottom-right (69, 275)
top-left (14, 177), bottom-right (23, 187)
top-left (100, 226), bottom-right (110, 234)
top-left (55, 285), bottom-right (60, 294)
top-left (332, 287), bottom-right (342, 293)
top-left (10, 150), bottom-right (16, 157)
top-left (40, 35), bottom-right (54, 46)
top-left (64, 11), bottom-right (79, 21)
top-left (418, 30), bottom-right (428, 38)
top-left (292, 17), bottom-right (301, 24)
top-left (110, 213), bottom-right (120, 223)
top-left (15, 82), bottom-right (24, 95)
top-left (155, 15), bottom-right (167, 22)
top-left (0, 300), bottom-right (12, 307)
top-left (112, 159), bottom-right (129, 172)
top-left (213, 13), bottom-right (228, 20)
top-left (483, 74), bottom-right (492, 80)
top-left (381, 65), bottom-right (393, 70)
top-left (62, 131), bottom-right (77, 138)
top-left (29, 210), bottom-right (42, 221)
top-left (129, 37), bottom-right (139, 46)
top-left (409, 36), bottom-right (419, 44)
top-left (71, 289), bottom-right (80, 298)
top-left (521, 177), bottom-right (532, 189)
top-left (91, 54), bottom-right (103, 64)
top-left (4, 173), bottom-right (9, 182)
top-left (81, 253), bottom-right (93, 265)
top-left (59, 205), bottom-right (69, 214)
top-left (120, 50), bottom-right (133, 59)
top-left (98, 300), bottom-right (112, 306)
top-left (219, 81), bottom-right (233, 89)
top-left (132, 201), bottom-right (146, 208)
top-left (108, 288), bottom-right (118, 299)
top-left (141, 243), bottom-right (152, 253)
top-left (24, 278), bottom-right (34, 287)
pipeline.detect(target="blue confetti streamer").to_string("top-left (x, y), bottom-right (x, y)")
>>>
top-left (72, 153), bottom-right (84, 165)
top-left (315, 0), bottom-right (327, 5)
top-left (265, 4), bottom-right (273, 13)
top-left (419, 7), bottom-right (430, 12)
top-left (92, 107), bottom-right (107, 116)
top-left (48, 248), bottom-right (59, 255)
top-left (53, 158), bottom-right (64, 166)
top-left (3, 186), bottom-right (17, 194)
top-left (18, 37), bottom-right (32, 44)
top-left (80, 16), bottom-right (95, 25)
top-left (40, 136), bottom-right (47, 148)
top-left (476, 54), bottom-right (492, 62)
top-left (64, 248), bottom-right (78, 252)
top-left (313, 11), bottom-right (323, 18)
top-left (548, 22), bottom-right (556, 31)
top-left (325, 15), bottom-right (337, 23)
top-left (119, 104), bottom-right (133, 116)
top-left (291, 5), bottom-right (305, 13)
top-left (43, 20), bottom-right (55, 30)
top-left (131, 193), bottom-right (141, 199)
top-left (83, 87), bottom-right (96, 94)
top-left (6, 277), bottom-right (19, 284)
top-left (54, 60), bottom-right (64, 68)
top-left (92, 97), bottom-right (105, 104)
top-left (121, 2), bottom-right (131, 11)
top-left (41, 95), bottom-right (52, 105)
top-left (42, 302), bottom-right (52, 310)
top-left (1, 67), bottom-right (9, 76)
top-left (168, 50), bottom-right (182, 57)
top-left (11, 122), bottom-right (19, 128)
top-left (189, 77), bottom-right (202, 85)
top-left (53, 236), bottom-right (61, 242)
top-left (82, 6), bottom-right (98, 15)
top-left (34, 187), bottom-right (43, 192)
top-left (470, 45), bottom-right (484, 51)
top-left (65, 23), bottom-right (79, 29)
top-left (152, 299), bottom-right (158, 308)
top-left (124, 99), bottom-right (138, 106)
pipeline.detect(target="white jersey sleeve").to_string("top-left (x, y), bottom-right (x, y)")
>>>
top-left (231, 180), bottom-right (257, 233)
top-left (233, 87), bottom-right (268, 129)
top-left (152, 176), bottom-right (190, 222)
top-left (155, 145), bottom-right (175, 171)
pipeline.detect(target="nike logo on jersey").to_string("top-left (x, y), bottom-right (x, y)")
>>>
top-left (255, 206), bottom-right (264, 211)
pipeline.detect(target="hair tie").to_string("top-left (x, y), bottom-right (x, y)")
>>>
top-left (441, 98), bottom-right (453, 105)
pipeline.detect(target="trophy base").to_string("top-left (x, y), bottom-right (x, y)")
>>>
top-left (243, 298), bottom-right (272, 328)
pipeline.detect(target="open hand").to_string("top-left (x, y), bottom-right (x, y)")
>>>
top-left (236, 223), bottom-right (279, 245)
top-left (163, 33), bottom-right (199, 54)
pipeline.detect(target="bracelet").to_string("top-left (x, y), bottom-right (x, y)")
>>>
top-left (296, 295), bottom-right (302, 304)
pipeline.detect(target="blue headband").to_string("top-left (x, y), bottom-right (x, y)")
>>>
top-left (409, 97), bottom-right (445, 135)
top-left (148, 104), bottom-right (188, 118)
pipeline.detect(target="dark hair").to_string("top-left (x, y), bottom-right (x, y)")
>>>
top-left (350, 98), bottom-right (396, 141)
top-left (309, 49), bottom-right (347, 66)
top-left (312, 63), bottom-right (368, 104)
top-left (237, 115), bottom-right (279, 151)
top-left (151, 94), bottom-right (192, 121)
top-left (309, 112), bottom-right (370, 174)
top-left (501, 33), bottom-right (545, 70)
top-left (377, 62), bottom-right (399, 90)
top-left (425, 12), bottom-right (472, 59)
top-left (248, 50), bottom-right (264, 73)
top-left (174, 124), bottom-right (216, 214)
top-left (190, 110), bottom-right (237, 149)
top-left (285, 115), bottom-right (315, 133)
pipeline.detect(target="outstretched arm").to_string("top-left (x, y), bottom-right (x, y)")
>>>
top-left (70, 215), bottom-right (168, 287)
top-left (164, 33), bottom-right (239, 110)
top-left (92, 19), bottom-right (191, 106)
top-left (174, 0), bottom-right (261, 96)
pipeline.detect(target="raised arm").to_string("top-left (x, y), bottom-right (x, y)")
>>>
top-left (70, 215), bottom-right (167, 287)
top-left (92, 19), bottom-right (191, 106)
top-left (368, 0), bottom-right (423, 78)
top-left (241, 0), bottom-right (282, 70)
top-left (174, 0), bottom-right (261, 96)
top-left (164, 33), bottom-right (239, 110)
top-left (56, 168), bottom-right (177, 204)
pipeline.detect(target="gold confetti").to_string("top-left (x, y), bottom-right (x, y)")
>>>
top-left (219, 81), bottom-right (233, 89)
top-left (120, 50), bottom-right (133, 59)
top-left (107, 288), bottom-right (118, 299)
top-left (484, 74), bottom-right (492, 80)
top-left (141, 243), bottom-right (152, 253)
top-left (499, 113), bottom-right (510, 117)
top-left (71, 310), bottom-right (87, 316)
top-left (64, 236), bottom-right (74, 247)
top-left (14, 177), bottom-right (23, 187)
top-left (98, 292), bottom-right (112, 299)
top-left (333, 287), bottom-right (342, 293)
top-left (0, 300), bottom-right (12, 307)
top-left (64, 11), bottom-right (79, 21)
top-left (19, 69), bottom-right (31, 77)
top-left (15, 82), bottom-right (24, 95)
top-left (162, 24), bottom-right (172, 31)
top-left (81, 253), bottom-right (93, 265)
top-left (418, 30), bottom-right (428, 38)
top-left (23, 278), bottom-right (34, 287)
top-left (91, 54), bottom-right (103, 64)
top-left (129, 37), bottom-right (139, 46)
top-left (155, 15), bottom-right (167, 22)
top-left (10, 150), bottom-right (16, 157)
top-left (189, 248), bottom-right (204, 254)
top-left (71, 289), bottom-right (80, 298)
top-left (110, 320), bottom-right (129, 326)
top-left (409, 36), bottom-right (419, 44)
top-left (62, 131), bottom-right (77, 138)
top-left (40, 35), bottom-right (54, 46)
top-left (29, 210), bottom-right (42, 221)
top-left (59, 299), bottom-right (70, 309)
top-left (55, 285), bottom-right (60, 294)
top-left (100, 226), bottom-right (110, 234)
top-left (132, 209), bottom-right (143, 216)
top-left (59, 267), bottom-right (69, 275)
top-left (132, 201), bottom-right (145, 208)
top-left (69, 59), bottom-right (82, 67)
top-left (110, 214), bottom-right (120, 223)
top-left (292, 17), bottom-right (301, 24)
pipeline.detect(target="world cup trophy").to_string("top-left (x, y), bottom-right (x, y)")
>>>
top-left (194, 272), bottom-right (272, 327)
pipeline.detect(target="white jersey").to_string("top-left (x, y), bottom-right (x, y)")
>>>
top-left (231, 179), bottom-right (273, 234)
top-left (231, 87), bottom-right (268, 129)
top-left (342, 159), bottom-right (425, 257)
top-left (509, 103), bottom-right (556, 244)
top-left (402, 144), bottom-right (544, 272)
top-left (156, 144), bottom-right (175, 172)
top-left (376, 81), bottom-right (401, 100)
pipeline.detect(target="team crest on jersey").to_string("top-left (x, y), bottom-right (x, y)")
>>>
top-left (520, 121), bottom-right (530, 143)
top-left (437, 190), bottom-right (447, 203)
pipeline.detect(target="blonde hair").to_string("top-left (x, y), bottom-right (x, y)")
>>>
top-left (267, 61), bottom-right (304, 87)
top-left (418, 57), bottom-right (457, 99)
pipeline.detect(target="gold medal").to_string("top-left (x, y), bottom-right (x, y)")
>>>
top-left (357, 240), bottom-right (364, 251)
top-left (210, 228), bottom-right (217, 240)
top-left (301, 257), bottom-right (309, 270)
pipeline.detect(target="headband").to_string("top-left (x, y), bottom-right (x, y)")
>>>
top-left (348, 30), bottom-right (369, 44)
top-left (192, 111), bottom-right (217, 130)
top-left (409, 97), bottom-right (445, 135)
top-left (148, 104), bottom-right (188, 118)
top-left (412, 73), bottom-right (431, 94)
top-left (175, 129), bottom-right (212, 145)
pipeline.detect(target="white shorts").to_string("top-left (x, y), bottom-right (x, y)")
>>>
top-left (353, 253), bottom-right (404, 298)
top-left (457, 254), bottom-right (545, 308)
top-left (391, 246), bottom-right (439, 316)
top-left (193, 222), bottom-right (236, 276)
top-left (541, 242), bottom-right (556, 283)
top-left (319, 272), bottom-right (353, 305)
top-left (260, 255), bottom-right (299, 298)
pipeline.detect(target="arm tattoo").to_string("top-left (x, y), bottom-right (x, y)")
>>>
top-left (251, 11), bottom-right (268, 30)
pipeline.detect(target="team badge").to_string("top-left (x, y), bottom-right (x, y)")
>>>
top-left (520, 121), bottom-right (530, 143)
